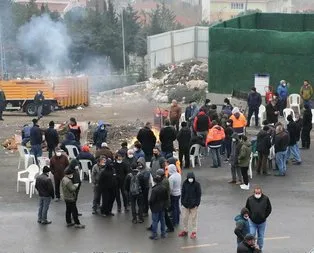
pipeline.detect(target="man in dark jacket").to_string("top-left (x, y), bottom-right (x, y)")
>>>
top-left (45, 121), bottom-right (59, 158)
top-left (234, 207), bottom-right (250, 245)
top-left (185, 101), bottom-right (198, 127)
top-left (137, 122), bottom-right (157, 162)
top-left (77, 145), bottom-right (96, 170)
top-left (286, 115), bottom-right (302, 165)
top-left (237, 234), bottom-right (261, 253)
top-left (34, 90), bottom-right (44, 119)
top-left (256, 126), bottom-right (271, 175)
top-left (95, 142), bottom-right (113, 160)
top-left (150, 146), bottom-right (166, 179)
top-left (159, 119), bottom-right (176, 158)
top-left (0, 88), bottom-right (6, 120)
top-left (149, 170), bottom-right (168, 240)
top-left (247, 87), bottom-right (262, 127)
top-left (229, 133), bottom-right (243, 184)
top-left (114, 153), bottom-right (129, 212)
top-left (266, 98), bottom-right (279, 124)
top-left (50, 149), bottom-right (69, 201)
top-left (35, 166), bottom-right (54, 224)
top-left (123, 149), bottom-right (137, 171)
top-left (245, 186), bottom-right (272, 250)
top-left (177, 121), bottom-right (191, 169)
top-left (93, 122), bottom-right (107, 149)
top-left (193, 109), bottom-right (211, 140)
top-left (274, 124), bottom-right (290, 176)
top-left (118, 141), bottom-right (128, 158)
top-left (30, 118), bottom-right (43, 165)
top-left (137, 157), bottom-right (151, 216)
top-left (99, 159), bottom-right (117, 216)
top-left (178, 172), bottom-right (201, 239)
top-left (301, 103), bottom-right (312, 149)
top-left (60, 132), bottom-right (81, 156)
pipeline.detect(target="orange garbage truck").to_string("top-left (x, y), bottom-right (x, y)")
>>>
top-left (0, 76), bottom-right (89, 116)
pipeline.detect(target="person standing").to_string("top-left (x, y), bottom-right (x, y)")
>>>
top-left (193, 109), bottom-right (211, 141)
top-left (234, 207), bottom-right (250, 245)
top-left (185, 101), bottom-right (198, 127)
top-left (61, 168), bottom-right (85, 228)
top-left (238, 136), bottom-right (251, 190)
top-left (266, 98), bottom-right (279, 124)
top-left (91, 156), bottom-right (106, 214)
top-left (228, 133), bottom-right (243, 184)
top-left (45, 121), bottom-right (59, 159)
top-left (34, 90), bottom-right (44, 119)
top-left (150, 146), bottom-right (166, 179)
top-left (0, 88), bottom-right (6, 120)
top-left (114, 153), bottom-right (129, 213)
top-left (224, 119), bottom-right (234, 161)
top-left (277, 80), bottom-right (289, 116)
top-left (230, 107), bottom-right (247, 137)
top-left (30, 118), bottom-right (43, 165)
top-left (274, 124), bottom-right (290, 176)
top-left (256, 126), bottom-right (271, 175)
top-left (93, 122), bottom-right (107, 149)
top-left (133, 141), bottom-right (145, 160)
top-left (169, 100), bottom-right (182, 131)
top-left (178, 172), bottom-right (202, 239)
top-left (301, 104), bottom-right (312, 149)
top-left (206, 121), bottom-right (225, 168)
top-left (247, 87), bottom-right (262, 127)
top-left (286, 115), bottom-right (302, 165)
top-left (300, 80), bottom-right (313, 108)
top-left (177, 122), bottom-right (191, 169)
top-left (137, 122), bottom-right (157, 162)
top-left (168, 164), bottom-right (181, 227)
top-left (137, 157), bottom-right (151, 216)
top-left (200, 98), bottom-right (211, 115)
top-left (118, 141), bottom-right (128, 158)
top-left (35, 166), bottom-right (54, 224)
top-left (50, 149), bottom-right (69, 201)
top-left (123, 149), bottom-right (137, 171)
top-left (237, 234), bottom-right (261, 253)
top-left (68, 117), bottom-right (81, 143)
top-left (149, 170), bottom-right (168, 240)
top-left (245, 186), bottom-right (272, 251)
top-left (159, 119), bottom-right (177, 158)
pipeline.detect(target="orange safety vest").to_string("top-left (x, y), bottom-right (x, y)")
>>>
top-left (206, 125), bottom-right (225, 145)
top-left (165, 160), bottom-right (182, 177)
top-left (229, 113), bottom-right (247, 128)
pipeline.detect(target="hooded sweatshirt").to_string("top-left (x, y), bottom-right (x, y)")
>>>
top-left (181, 172), bottom-right (201, 209)
top-left (230, 133), bottom-right (242, 167)
top-left (238, 139), bottom-right (252, 167)
top-left (234, 213), bottom-right (250, 242)
top-left (137, 157), bottom-right (150, 189)
top-left (168, 164), bottom-right (181, 196)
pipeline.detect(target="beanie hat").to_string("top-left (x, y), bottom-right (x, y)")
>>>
top-left (65, 167), bottom-right (75, 175)
top-left (244, 234), bottom-right (256, 241)
top-left (82, 145), bottom-right (90, 152)
top-left (43, 166), bottom-right (50, 173)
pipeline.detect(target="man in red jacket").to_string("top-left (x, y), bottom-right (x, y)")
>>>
top-left (193, 109), bottom-right (211, 142)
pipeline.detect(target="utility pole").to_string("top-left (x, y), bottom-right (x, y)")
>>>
top-left (245, 0), bottom-right (249, 12)
top-left (0, 23), bottom-right (5, 79)
top-left (121, 8), bottom-right (126, 76)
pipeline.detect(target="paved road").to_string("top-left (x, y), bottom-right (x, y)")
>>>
top-left (1, 142), bottom-right (314, 253)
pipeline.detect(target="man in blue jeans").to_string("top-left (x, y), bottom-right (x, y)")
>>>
top-left (274, 124), bottom-right (290, 176)
top-left (245, 186), bottom-right (272, 250)
top-left (30, 118), bottom-right (43, 165)
top-left (149, 170), bottom-right (168, 240)
top-left (35, 166), bottom-right (54, 224)
top-left (286, 115), bottom-right (302, 165)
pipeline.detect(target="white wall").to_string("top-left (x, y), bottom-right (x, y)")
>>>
top-left (147, 26), bottom-right (209, 76)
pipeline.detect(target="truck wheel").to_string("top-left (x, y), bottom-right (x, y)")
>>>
top-left (25, 103), bottom-right (37, 116)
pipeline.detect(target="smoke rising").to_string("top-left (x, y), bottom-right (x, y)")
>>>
top-left (17, 14), bottom-right (71, 75)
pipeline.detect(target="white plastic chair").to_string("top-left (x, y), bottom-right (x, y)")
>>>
top-left (17, 145), bottom-right (35, 170)
top-left (250, 104), bottom-right (266, 126)
top-left (37, 157), bottom-right (50, 173)
top-left (283, 108), bottom-right (296, 123)
top-left (65, 145), bottom-right (79, 159)
top-left (180, 113), bottom-right (186, 125)
top-left (79, 159), bottom-right (92, 183)
top-left (248, 152), bottom-right (257, 179)
top-left (288, 94), bottom-right (301, 115)
top-left (189, 144), bottom-right (202, 168)
top-left (17, 164), bottom-right (39, 194)
top-left (30, 179), bottom-right (37, 198)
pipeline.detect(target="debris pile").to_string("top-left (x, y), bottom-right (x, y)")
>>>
top-left (2, 135), bottom-right (21, 150)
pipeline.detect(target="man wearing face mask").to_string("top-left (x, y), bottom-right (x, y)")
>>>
top-left (50, 149), bottom-right (69, 201)
top-left (123, 149), bottom-right (137, 171)
top-left (234, 208), bottom-right (250, 246)
top-left (229, 133), bottom-right (243, 184)
top-left (137, 122), bottom-right (157, 162)
top-left (150, 146), bottom-right (166, 179)
top-left (91, 156), bottom-right (106, 214)
top-left (93, 121), bottom-right (108, 150)
top-left (277, 80), bottom-right (289, 116)
top-left (245, 186), bottom-right (272, 251)
top-left (237, 234), bottom-right (261, 253)
top-left (178, 172), bottom-right (202, 239)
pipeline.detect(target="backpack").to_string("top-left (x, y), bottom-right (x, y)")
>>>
top-left (130, 174), bottom-right (141, 196)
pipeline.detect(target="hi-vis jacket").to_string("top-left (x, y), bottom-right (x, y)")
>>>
top-left (206, 125), bottom-right (225, 148)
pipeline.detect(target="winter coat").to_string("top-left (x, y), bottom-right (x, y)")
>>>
top-left (76, 151), bottom-right (96, 168)
top-left (277, 84), bottom-right (288, 100)
top-left (123, 156), bottom-right (137, 171)
top-left (60, 132), bottom-right (81, 154)
top-left (30, 124), bottom-right (43, 145)
top-left (206, 125), bottom-right (225, 148)
top-left (118, 146), bottom-right (128, 158)
top-left (137, 127), bottom-right (157, 156)
top-left (149, 182), bottom-right (168, 213)
top-left (45, 127), bottom-right (59, 149)
top-left (229, 113), bottom-right (247, 135)
top-left (177, 126), bottom-right (191, 149)
top-left (0, 90), bottom-right (6, 111)
top-left (185, 105), bottom-right (198, 122)
top-left (68, 124), bottom-right (81, 142)
top-left (50, 154), bottom-right (69, 180)
top-left (168, 164), bottom-right (181, 196)
top-left (246, 194), bottom-right (272, 224)
top-left (234, 214), bottom-right (250, 243)
top-left (225, 126), bottom-right (234, 139)
top-left (95, 147), bottom-right (113, 160)
top-left (150, 155), bottom-right (166, 178)
top-left (247, 91), bottom-right (262, 109)
top-left (256, 130), bottom-right (271, 155)
top-left (238, 140), bottom-right (251, 167)
top-left (230, 133), bottom-right (242, 167)
top-left (61, 176), bottom-right (78, 202)
top-left (137, 157), bottom-right (150, 189)
top-left (275, 131), bottom-right (290, 153)
top-left (222, 104), bottom-right (233, 116)
top-left (170, 104), bottom-right (182, 121)
top-left (208, 109), bottom-right (219, 122)
top-left (34, 93), bottom-right (44, 105)
top-left (266, 102), bottom-right (279, 124)
top-left (193, 111), bottom-right (211, 132)
top-left (237, 241), bottom-right (261, 253)
top-left (98, 163), bottom-right (117, 190)
top-left (159, 126), bottom-right (177, 153)
top-left (300, 84), bottom-right (313, 101)
top-left (93, 127), bottom-right (107, 148)
top-left (181, 172), bottom-right (201, 209)
top-left (35, 173), bottom-right (54, 198)
top-left (189, 135), bottom-right (205, 147)
top-left (287, 120), bottom-right (300, 145)
top-left (134, 149), bottom-right (145, 160)
top-left (91, 163), bottom-right (105, 185)
top-left (113, 161), bottom-right (129, 187)
top-left (302, 108), bottom-right (313, 130)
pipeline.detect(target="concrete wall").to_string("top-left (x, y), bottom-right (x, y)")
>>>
top-left (147, 26), bottom-right (208, 76)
